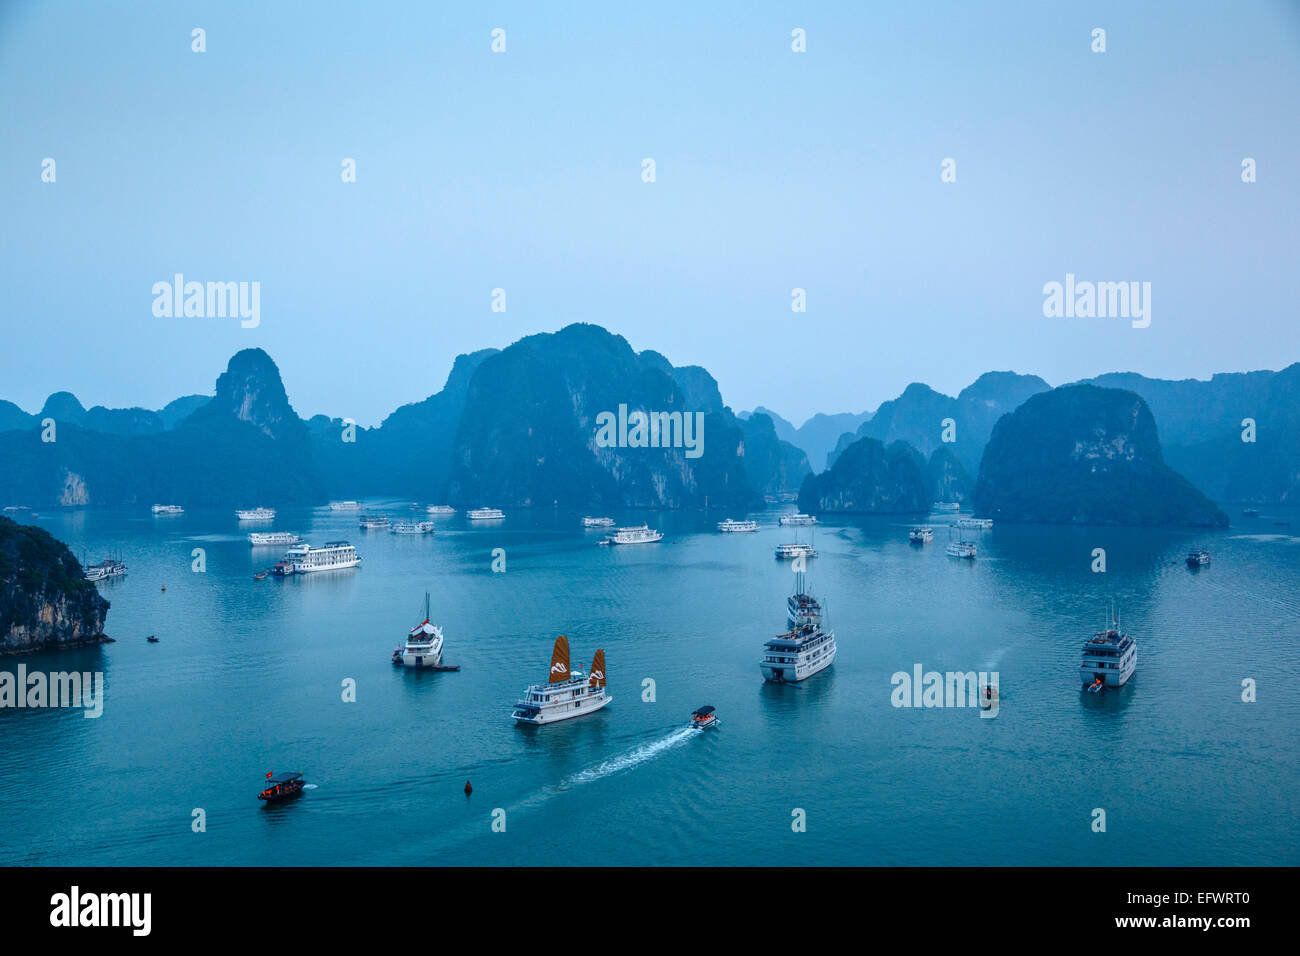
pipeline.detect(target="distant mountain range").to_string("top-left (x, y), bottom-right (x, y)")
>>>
top-left (0, 324), bottom-right (1293, 522)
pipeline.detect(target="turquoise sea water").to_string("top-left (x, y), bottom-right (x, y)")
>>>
top-left (1, 505), bottom-right (1297, 866)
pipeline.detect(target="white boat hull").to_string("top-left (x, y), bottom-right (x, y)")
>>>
top-left (512, 693), bottom-right (612, 724)
top-left (401, 647), bottom-right (444, 667)
top-left (761, 643), bottom-right (836, 683)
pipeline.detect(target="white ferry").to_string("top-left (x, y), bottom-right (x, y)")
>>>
top-left (787, 569), bottom-right (822, 627)
top-left (393, 593), bottom-right (445, 668)
top-left (282, 541), bottom-right (360, 574)
top-left (151, 504), bottom-right (184, 516)
top-left (426, 505), bottom-right (456, 516)
top-left (946, 539), bottom-right (977, 559)
top-left (717, 519), bottom-right (759, 533)
top-left (1081, 612), bottom-right (1137, 690)
top-left (600, 524), bottom-right (663, 545)
top-left (957, 517), bottom-right (993, 530)
top-left (583, 516), bottom-right (615, 528)
top-left (932, 501), bottom-right (961, 513)
top-left (775, 541), bottom-right (817, 560)
top-left (1186, 549), bottom-right (1211, 568)
top-left (512, 636), bottom-right (611, 725)
top-left (467, 507), bottom-right (505, 521)
top-left (235, 507), bottom-right (276, 521)
top-left (778, 512), bottom-right (817, 526)
top-left (248, 531), bottom-right (301, 547)
top-left (84, 558), bottom-right (127, 582)
top-left (391, 520), bottom-right (435, 535)
top-left (760, 621), bottom-right (837, 683)
top-left (359, 515), bottom-right (390, 530)
top-left (329, 500), bottom-right (361, 511)
top-left (909, 526), bottom-right (934, 543)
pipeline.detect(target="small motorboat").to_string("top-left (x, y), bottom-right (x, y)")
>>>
top-left (689, 705), bottom-right (719, 729)
top-left (253, 571), bottom-right (268, 581)
top-left (1086, 677), bottom-right (1104, 694)
top-left (259, 771), bottom-right (305, 802)
top-left (146, 635), bottom-right (158, 643)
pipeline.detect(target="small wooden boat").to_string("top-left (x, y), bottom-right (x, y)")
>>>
top-left (689, 705), bottom-right (719, 729)
top-left (259, 771), bottom-right (305, 802)
top-left (146, 635), bottom-right (158, 643)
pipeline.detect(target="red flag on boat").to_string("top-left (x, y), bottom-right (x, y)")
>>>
top-left (266, 771), bottom-right (273, 779)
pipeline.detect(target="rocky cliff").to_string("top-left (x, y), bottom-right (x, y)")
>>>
top-left (0, 517), bottom-right (110, 654)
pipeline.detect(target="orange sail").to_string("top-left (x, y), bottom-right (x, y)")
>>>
top-left (589, 649), bottom-right (606, 687)
top-left (548, 635), bottom-right (571, 683)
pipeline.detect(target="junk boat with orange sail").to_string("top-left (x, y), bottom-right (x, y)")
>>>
top-left (512, 636), bottom-right (611, 725)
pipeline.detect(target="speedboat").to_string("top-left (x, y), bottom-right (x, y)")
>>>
top-left (689, 706), bottom-right (719, 730)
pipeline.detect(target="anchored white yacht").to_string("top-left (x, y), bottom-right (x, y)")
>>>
top-left (248, 531), bottom-right (301, 546)
top-left (600, 524), bottom-right (663, 545)
top-left (932, 501), bottom-right (960, 513)
top-left (394, 593), bottom-right (445, 668)
top-left (1186, 549), bottom-right (1211, 567)
top-left (909, 526), bottom-right (934, 543)
top-left (717, 519), bottom-right (759, 533)
top-left (1081, 611), bottom-right (1137, 690)
top-left (236, 507), bottom-right (276, 521)
top-left (391, 520), bottom-right (435, 535)
top-left (583, 516), bottom-right (615, 528)
top-left (512, 636), bottom-right (611, 725)
top-left (151, 504), bottom-right (184, 515)
top-left (957, 517), bottom-right (993, 529)
top-left (282, 541), bottom-right (360, 574)
top-left (787, 569), bottom-right (822, 627)
top-left (760, 622), bottom-right (837, 683)
top-left (84, 558), bottom-right (127, 582)
top-left (329, 500), bottom-right (362, 511)
top-left (359, 515), bottom-right (390, 530)
top-left (775, 541), bottom-right (816, 560)
top-left (946, 527), bottom-right (977, 559)
top-left (425, 505), bottom-right (456, 516)
top-left (779, 512), bottom-right (817, 526)
top-left (467, 507), bottom-right (505, 521)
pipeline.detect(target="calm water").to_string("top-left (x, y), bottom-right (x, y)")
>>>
top-left (2, 505), bottom-right (1297, 866)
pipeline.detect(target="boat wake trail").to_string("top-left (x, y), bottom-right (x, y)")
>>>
top-left (302, 784), bottom-right (319, 790)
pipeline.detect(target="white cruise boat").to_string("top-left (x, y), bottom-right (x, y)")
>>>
top-left (1186, 549), bottom-right (1211, 568)
top-left (718, 519), bottom-right (759, 533)
top-left (779, 512), bottom-right (817, 526)
top-left (787, 569), bottom-right (822, 627)
top-left (467, 507), bottom-right (505, 521)
top-left (329, 500), bottom-right (362, 511)
top-left (235, 507), bottom-right (276, 521)
top-left (151, 504), bottom-right (184, 515)
top-left (512, 636), bottom-right (611, 725)
top-left (1080, 612), bottom-right (1137, 690)
top-left (600, 524), bottom-right (663, 545)
top-left (909, 526), bottom-right (934, 543)
top-left (359, 515), bottom-right (390, 530)
top-left (932, 501), bottom-right (961, 513)
top-left (957, 517), bottom-right (993, 529)
top-left (283, 541), bottom-right (360, 574)
top-left (775, 541), bottom-right (816, 560)
top-left (84, 557), bottom-right (127, 582)
top-left (760, 621), bottom-right (837, 683)
top-left (426, 505), bottom-right (456, 516)
top-left (391, 520), bottom-right (435, 535)
top-left (583, 516), bottom-right (615, 528)
top-left (248, 531), bottom-right (301, 547)
top-left (394, 593), bottom-right (445, 668)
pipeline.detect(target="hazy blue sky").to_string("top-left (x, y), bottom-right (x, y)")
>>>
top-left (2, 1), bottom-right (1298, 426)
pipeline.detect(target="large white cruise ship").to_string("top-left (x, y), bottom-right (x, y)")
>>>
top-left (329, 500), bottom-right (361, 511)
top-left (467, 507), bottom-right (506, 521)
top-left (599, 524), bottom-right (663, 545)
top-left (282, 541), bottom-right (361, 574)
top-left (390, 520), bottom-right (435, 535)
top-left (235, 507), bottom-right (276, 520)
top-left (787, 569), bottom-right (822, 627)
top-left (779, 512), bottom-right (817, 526)
top-left (760, 621), bottom-right (837, 683)
top-left (718, 518), bottom-right (759, 533)
top-left (359, 515), bottom-right (390, 530)
top-left (583, 516), bottom-right (615, 528)
top-left (775, 541), bottom-right (816, 560)
top-left (426, 505), bottom-right (456, 516)
top-left (512, 636), bottom-right (611, 725)
top-left (394, 593), bottom-right (445, 668)
top-left (1080, 612), bottom-right (1137, 691)
top-left (248, 531), bottom-right (301, 546)
top-left (151, 504), bottom-right (184, 515)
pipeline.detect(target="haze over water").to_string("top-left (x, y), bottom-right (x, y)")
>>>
top-left (1, 505), bottom-right (1297, 866)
